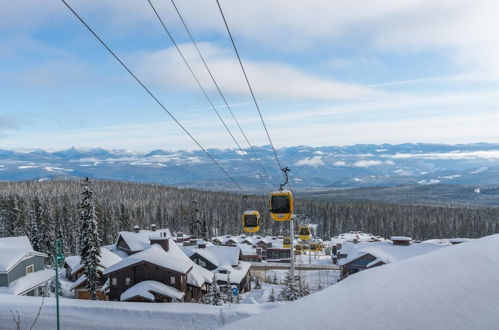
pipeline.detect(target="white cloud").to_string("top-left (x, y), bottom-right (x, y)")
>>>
top-left (333, 161), bottom-right (347, 166)
top-left (296, 156), bottom-right (325, 167)
top-left (390, 151), bottom-right (499, 160)
top-left (134, 43), bottom-right (384, 101)
top-left (352, 160), bottom-right (383, 168)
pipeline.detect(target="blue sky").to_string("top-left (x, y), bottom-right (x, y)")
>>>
top-left (1, 0), bottom-right (499, 151)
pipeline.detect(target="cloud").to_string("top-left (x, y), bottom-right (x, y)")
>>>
top-left (333, 161), bottom-right (347, 166)
top-left (133, 43), bottom-right (385, 101)
top-left (295, 156), bottom-right (325, 167)
top-left (352, 160), bottom-right (384, 168)
top-left (390, 151), bottom-right (499, 160)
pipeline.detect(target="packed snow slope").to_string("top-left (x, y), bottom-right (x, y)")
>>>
top-left (225, 234), bottom-right (499, 330)
top-left (0, 296), bottom-right (276, 330)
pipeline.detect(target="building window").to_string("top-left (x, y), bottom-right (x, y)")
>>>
top-left (171, 276), bottom-right (176, 285)
top-left (26, 265), bottom-right (34, 275)
top-left (112, 278), bottom-right (117, 286)
top-left (125, 277), bottom-right (131, 286)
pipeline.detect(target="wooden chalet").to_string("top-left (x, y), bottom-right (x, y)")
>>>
top-left (104, 233), bottom-right (212, 303)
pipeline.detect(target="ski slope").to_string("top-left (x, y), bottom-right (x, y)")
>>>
top-left (225, 234), bottom-right (499, 330)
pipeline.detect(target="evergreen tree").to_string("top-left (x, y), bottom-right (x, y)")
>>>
top-left (279, 272), bottom-right (307, 301)
top-left (267, 288), bottom-right (277, 302)
top-left (119, 204), bottom-right (132, 231)
top-left (224, 273), bottom-right (234, 303)
top-left (80, 178), bottom-right (101, 300)
top-left (205, 275), bottom-right (223, 306)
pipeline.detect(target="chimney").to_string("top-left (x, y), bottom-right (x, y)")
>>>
top-left (151, 224), bottom-right (157, 232)
top-left (133, 225), bottom-right (140, 233)
top-left (197, 240), bottom-right (207, 249)
top-left (150, 231), bottom-right (169, 251)
top-left (391, 236), bottom-right (412, 246)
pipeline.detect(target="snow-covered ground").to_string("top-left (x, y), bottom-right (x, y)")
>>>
top-left (224, 234), bottom-right (499, 330)
top-left (0, 295), bottom-right (278, 330)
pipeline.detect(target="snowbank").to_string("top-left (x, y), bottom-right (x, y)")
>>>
top-left (224, 234), bottom-right (499, 330)
top-left (0, 294), bottom-right (278, 330)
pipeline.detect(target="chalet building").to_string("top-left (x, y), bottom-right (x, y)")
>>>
top-left (187, 244), bottom-right (251, 293)
top-left (103, 233), bottom-right (212, 303)
top-left (115, 226), bottom-right (172, 256)
top-left (0, 236), bottom-right (54, 296)
top-left (339, 236), bottom-right (449, 279)
top-left (265, 247), bottom-right (291, 263)
top-left (64, 248), bottom-right (122, 300)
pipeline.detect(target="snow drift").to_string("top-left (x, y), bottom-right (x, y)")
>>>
top-left (225, 234), bottom-right (499, 330)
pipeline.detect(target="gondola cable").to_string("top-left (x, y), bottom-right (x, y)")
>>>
top-left (169, 0), bottom-right (277, 187)
top-left (146, 0), bottom-right (268, 187)
top-left (59, 0), bottom-right (243, 191)
top-left (215, 0), bottom-right (285, 180)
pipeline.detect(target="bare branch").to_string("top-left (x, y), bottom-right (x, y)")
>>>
top-left (30, 296), bottom-right (45, 330)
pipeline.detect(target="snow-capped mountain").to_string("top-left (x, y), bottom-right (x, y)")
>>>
top-left (2, 143), bottom-right (499, 189)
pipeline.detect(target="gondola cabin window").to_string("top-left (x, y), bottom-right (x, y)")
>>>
top-left (245, 215), bottom-right (258, 227)
top-left (271, 195), bottom-right (290, 213)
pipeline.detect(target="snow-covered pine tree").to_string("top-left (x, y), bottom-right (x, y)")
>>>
top-left (267, 288), bottom-right (277, 302)
top-left (205, 275), bottom-right (223, 306)
top-left (80, 178), bottom-right (101, 300)
top-left (119, 204), bottom-right (132, 231)
top-left (224, 273), bottom-right (234, 303)
top-left (279, 272), bottom-right (306, 301)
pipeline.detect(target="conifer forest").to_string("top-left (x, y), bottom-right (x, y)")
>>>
top-left (1, 179), bottom-right (498, 259)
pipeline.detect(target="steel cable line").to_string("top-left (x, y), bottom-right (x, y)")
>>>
top-left (169, 0), bottom-right (277, 187)
top-left (146, 0), bottom-right (268, 187)
top-left (215, 0), bottom-right (285, 182)
top-left (59, 0), bottom-right (243, 191)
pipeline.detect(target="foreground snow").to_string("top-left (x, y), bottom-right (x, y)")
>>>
top-left (0, 295), bottom-right (277, 330)
top-left (225, 234), bottom-right (499, 330)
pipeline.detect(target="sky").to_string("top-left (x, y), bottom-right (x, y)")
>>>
top-left (1, 0), bottom-right (499, 151)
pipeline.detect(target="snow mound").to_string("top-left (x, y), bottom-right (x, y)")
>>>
top-left (120, 280), bottom-right (185, 301)
top-left (224, 234), bottom-right (499, 330)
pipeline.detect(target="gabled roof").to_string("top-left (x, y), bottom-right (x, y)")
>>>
top-left (117, 228), bottom-right (172, 253)
top-left (104, 243), bottom-right (193, 276)
top-left (0, 236), bottom-right (46, 272)
top-left (120, 280), bottom-right (185, 302)
top-left (340, 241), bottom-right (448, 266)
top-left (214, 261), bottom-right (251, 284)
top-left (189, 246), bottom-right (240, 268)
top-left (65, 248), bottom-right (122, 276)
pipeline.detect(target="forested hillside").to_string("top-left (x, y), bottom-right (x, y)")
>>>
top-left (1, 179), bottom-right (498, 260)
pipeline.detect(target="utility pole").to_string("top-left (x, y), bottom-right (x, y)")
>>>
top-left (290, 216), bottom-right (295, 280)
top-left (54, 239), bottom-right (64, 330)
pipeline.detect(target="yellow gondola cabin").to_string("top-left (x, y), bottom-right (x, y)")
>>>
top-left (298, 225), bottom-right (311, 241)
top-left (282, 237), bottom-right (291, 249)
top-left (269, 190), bottom-right (294, 221)
top-left (242, 210), bottom-right (260, 233)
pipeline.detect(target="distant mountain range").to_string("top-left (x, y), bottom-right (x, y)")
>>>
top-left (1, 143), bottom-right (499, 190)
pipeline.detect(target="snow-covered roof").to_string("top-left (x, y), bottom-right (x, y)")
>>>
top-left (104, 243), bottom-right (192, 276)
top-left (339, 240), bottom-right (448, 266)
top-left (331, 232), bottom-right (383, 246)
top-left (65, 248), bottom-right (122, 275)
top-left (390, 236), bottom-right (412, 241)
top-left (189, 246), bottom-right (240, 267)
top-left (0, 269), bottom-right (54, 295)
top-left (225, 234), bottom-right (499, 330)
top-left (118, 228), bottom-right (171, 253)
top-left (214, 261), bottom-right (251, 284)
top-left (0, 236), bottom-right (46, 272)
top-left (120, 280), bottom-right (185, 302)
